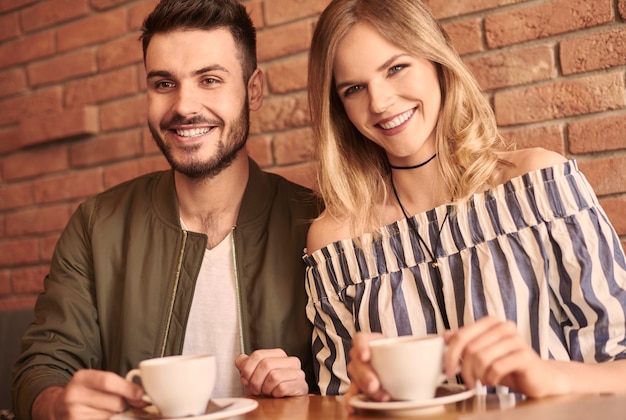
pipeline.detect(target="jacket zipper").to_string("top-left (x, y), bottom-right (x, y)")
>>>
top-left (159, 230), bottom-right (188, 356)
top-left (231, 226), bottom-right (246, 354)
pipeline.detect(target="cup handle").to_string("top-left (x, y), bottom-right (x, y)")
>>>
top-left (125, 369), bottom-right (153, 404)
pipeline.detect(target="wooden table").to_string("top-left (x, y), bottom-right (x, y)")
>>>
top-left (240, 392), bottom-right (626, 419)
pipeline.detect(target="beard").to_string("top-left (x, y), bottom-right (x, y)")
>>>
top-left (149, 101), bottom-right (249, 180)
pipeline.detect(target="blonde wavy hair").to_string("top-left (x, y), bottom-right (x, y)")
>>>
top-left (308, 0), bottom-right (509, 236)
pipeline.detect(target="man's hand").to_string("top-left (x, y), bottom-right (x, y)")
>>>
top-left (32, 369), bottom-right (146, 420)
top-left (235, 349), bottom-right (308, 397)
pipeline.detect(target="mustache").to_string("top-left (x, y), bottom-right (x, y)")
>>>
top-left (161, 114), bottom-right (224, 129)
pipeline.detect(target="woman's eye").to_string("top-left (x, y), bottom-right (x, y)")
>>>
top-left (344, 85), bottom-right (364, 97)
top-left (389, 64), bottom-right (407, 75)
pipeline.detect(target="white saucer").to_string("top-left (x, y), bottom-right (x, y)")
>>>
top-left (112, 397), bottom-right (258, 420)
top-left (349, 384), bottom-right (475, 415)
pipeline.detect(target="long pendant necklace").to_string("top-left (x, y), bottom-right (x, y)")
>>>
top-left (390, 176), bottom-right (452, 330)
top-left (390, 175), bottom-right (464, 384)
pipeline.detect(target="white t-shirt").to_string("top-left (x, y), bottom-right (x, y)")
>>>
top-left (181, 226), bottom-right (244, 398)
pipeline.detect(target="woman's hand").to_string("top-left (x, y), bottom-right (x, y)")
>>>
top-left (444, 316), bottom-right (570, 398)
top-left (344, 332), bottom-right (388, 412)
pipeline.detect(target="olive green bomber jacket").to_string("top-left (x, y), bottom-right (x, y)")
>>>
top-left (12, 159), bottom-right (321, 419)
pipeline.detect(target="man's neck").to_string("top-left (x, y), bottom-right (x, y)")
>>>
top-left (175, 155), bottom-right (249, 249)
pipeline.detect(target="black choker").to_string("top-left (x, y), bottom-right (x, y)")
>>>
top-left (389, 153), bottom-right (437, 170)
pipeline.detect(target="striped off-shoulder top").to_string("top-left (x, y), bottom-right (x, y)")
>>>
top-left (303, 159), bottom-right (626, 396)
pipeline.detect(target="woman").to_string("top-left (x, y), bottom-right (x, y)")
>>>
top-left (303, 0), bottom-right (626, 404)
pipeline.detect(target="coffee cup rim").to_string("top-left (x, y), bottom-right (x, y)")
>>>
top-left (139, 354), bottom-right (215, 367)
top-left (369, 334), bottom-right (442, 348)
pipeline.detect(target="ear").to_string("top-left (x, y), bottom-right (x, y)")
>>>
top-left (247, 68), bottom-right (264, 111)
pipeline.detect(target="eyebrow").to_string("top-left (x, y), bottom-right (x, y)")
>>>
top-left (335, 53), bottom-right (410, 91)
top-left (146, 65), bottom-right (230, 80)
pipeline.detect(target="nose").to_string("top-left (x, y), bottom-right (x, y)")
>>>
top-left (368, 81), bottom-right (393, 114)
top-left (172, 83), bottom-right (202, 117)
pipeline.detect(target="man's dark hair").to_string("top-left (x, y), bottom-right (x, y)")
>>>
top-left (140, 0), bottom-right (257, 80)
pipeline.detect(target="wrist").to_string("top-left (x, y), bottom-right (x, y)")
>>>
top-left (32, 386), bottom-right (64, 420)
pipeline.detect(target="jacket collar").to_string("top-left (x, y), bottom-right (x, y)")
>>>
top-left (150, 158), bottom-right (273, 230)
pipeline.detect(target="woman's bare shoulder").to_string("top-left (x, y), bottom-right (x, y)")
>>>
top-left (496, 147), bottom-right (568, 184)
top-left (306, 210), bottom-right (352, 255)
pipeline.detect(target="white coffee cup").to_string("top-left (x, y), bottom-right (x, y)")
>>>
top-left (369, 334), bottom-right (446, 401)
top-left (125, 354), bottom-right (216, 418)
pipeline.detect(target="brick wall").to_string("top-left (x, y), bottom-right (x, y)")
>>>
top-left (0, 0), bottom-right (625, 310)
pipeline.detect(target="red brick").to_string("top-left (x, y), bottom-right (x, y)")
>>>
top-left (244, 0), bottom-right (264, 30)
top-left (129, 0), bottom-right (159, 31)
top-left (569, 112), bottom-right (626, 154)
top-left (247, 135), bottom-right (273, 167)
top-left (3, 146), bottom-right (69, 181)
top-left (0, 0), bottom-right (37, 13)
top-left (264, 0), bottom-right (327, 26)
top-left (620, 0), bottom-right (626, 19)
top-left (20, 0), bottom-right (89, 32)
top-left (444, 18), bottom-right (483, 56)
top-left (20, 106), bottom-right (99, 147)
top-left (0, 270), bottom-right (10, 296)
top-left (34, 169), bottom-right (103, 204)
top-left (103, 155), bottom-right (169, 189)
top-left (0, 11), bottom-right (20, 42)
top-left (0, 181), bottom-right (33, 211)
top-left (0, 214), bottom-right (4, 237)
top-left (91, 0), bottom-right (136, 10)
top-left (266, 54), bottom-right (308, 94)
top-left (27, 49), bottom-right (97, 87)
top-left (141, 126), bottom-right (160, 155)
top-left (577, 156), bottom-right (626, 197)
top-left (11, 265), bottom-right (48, 294)
top-left (500, 124), bottom-right (565, 155)
top-left (64, 66), bottom-right (139, 106)
top-left (0, 296), bottom-right (37, 310)
top-left (257, 20), bottom-right (314, 62)
top-left (268, 161), bottom-right (317, 191)
top-left (494, 72), bottom-right (625, 126)
top-left (602, 197), bottom-right (626, 236)
top-left (465, 44), bottom-right (555, 91)
top-left (485, 0), bottom-right (613, 48)
top-left (561, 28), bottom-right (626, 75)
top-left (0, 87), bottom-right (62, 126)
top-left (70, 129), bottom-right (143, 167)
top-left (57, 8), bottom-right (128, 52)
top-left (250, 92), bottom-right (310, 134)
top-left (99, 95), bottom-right (147, 131)
top-left (6, 204), bottom-right (72, 236)
top-left (0, 239), bottom-right (39, 266)
top-left (0, 31), bottom-right (54, 69)
top-left (274, 127), bottom-right (315, 165)
top-left (0, 68), bottom-right (26, 98)
top-left (423, 0), bottom-right (526, 20)
top-left (98, 34), bottom-right (143, 71)
top-left (0, 126), bottom-right (21, 154)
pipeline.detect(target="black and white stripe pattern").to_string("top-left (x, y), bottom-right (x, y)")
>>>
top-left (304, 160), bottom-right (626, 395)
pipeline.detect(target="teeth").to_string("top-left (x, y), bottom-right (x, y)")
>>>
top-left (176, 127), bottom-right (209, 137)
top-left (379, 109), bottom-right (414, 130)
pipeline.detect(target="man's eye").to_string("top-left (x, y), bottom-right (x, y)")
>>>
top-left (155, 81), bottom-right (174, 89)
top-left (201, 77), bottom-right (219, 85)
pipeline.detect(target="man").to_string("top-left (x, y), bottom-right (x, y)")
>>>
top-left (11, 0), bottom-right (320, 418)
